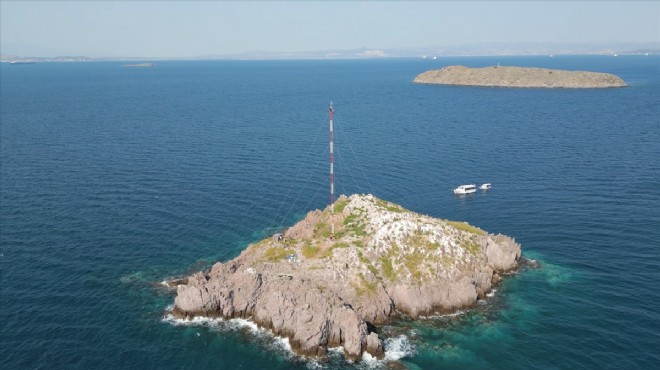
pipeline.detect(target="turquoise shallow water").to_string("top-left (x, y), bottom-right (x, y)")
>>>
top-left (1, 56), bottom-right (659, 369)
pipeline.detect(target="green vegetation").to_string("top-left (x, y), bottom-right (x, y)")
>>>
top-left (356, 250), bottom-right (368, 264)
top-left (282, 237), bottom-right (297, 248)
top-left (352, 273), bottom-right (378, 296)
top-left (461, 240), bottom-right (481, 255)
top-left (253, 238), bottom-right (270, 248)
top-left (333, 242), bottom-right (350, 249)
top-left (403, 250), bottom-right (425, 282)
top-left (446, 220), bottom-right (485, 235)
top-left (407, 230), bottom-right (440, 251)
top-left (376, 199), bottom-right (403, 213)
top-left (356, 250), bottom-right (380, 281)
top-left (343, 208), bottom-right (367, 236)
top-left (313, 222), bottom-right (331, 239)
top-left (334, 198), bottom-right (349, 213)
top-left (379, 255), bottom-right (396, 282)
top-left (302, 240), bottom-right (321, 258)
top-left (264, 246), bottom-right (294, 262)
top-left (318, 248), bottom-right (333, 259)
top-left (441, 254), bottom-right (455, 267)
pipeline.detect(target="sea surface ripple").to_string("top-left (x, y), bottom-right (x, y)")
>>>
top-left (1, 56), bottom-right (659, 369)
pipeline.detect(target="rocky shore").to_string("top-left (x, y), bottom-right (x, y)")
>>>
top-left (169, 194), bottom-right (522, 361)
top-left (414, 65), bottom-right (625, 88)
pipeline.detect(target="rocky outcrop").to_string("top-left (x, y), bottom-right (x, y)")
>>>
top-left (170, 194), bottom-right (522, 360)
top-left (414, 65), bottom-right (626, 88)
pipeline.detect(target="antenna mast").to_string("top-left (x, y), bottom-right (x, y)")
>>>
top-left (329, 101), bottom-right (335, 240)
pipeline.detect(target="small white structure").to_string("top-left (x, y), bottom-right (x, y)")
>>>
top-left (480, 183), bottom-right (492, 190)
top-left (453, 184), bottom-right (477, 195)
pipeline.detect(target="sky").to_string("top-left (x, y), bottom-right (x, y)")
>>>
top-left (1, 1), bottom-right (659, 57)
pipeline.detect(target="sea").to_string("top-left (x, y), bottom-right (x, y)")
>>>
top-left (1, 55), bottom-right (659, 369)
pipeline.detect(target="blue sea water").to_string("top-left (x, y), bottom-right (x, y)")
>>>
top-left (1, 56), bottom-right (659, 369)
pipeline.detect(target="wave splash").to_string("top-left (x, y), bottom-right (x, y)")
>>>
top-left (163, 309), bottom-right (416, 368)
top-left (161, 310), bottom-right (293, 358)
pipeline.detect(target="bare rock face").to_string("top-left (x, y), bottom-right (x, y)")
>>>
top-left (170, 194), bottom-right (522, 361)
top-left (414, 65), bottom-right (626, 88)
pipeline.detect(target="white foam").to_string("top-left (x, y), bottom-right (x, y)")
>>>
top-left (354, 336), bottom-right (416, 369)
top-left (161, 313), bottom-right (224, 327)
top-left (383, 334), bottom-right (416, 361)
top-left (360, 351), bottom-right (379, 367)
top-left (163, 311), bottom-right (417, 365)
top-left (227, 318), bottom-right (260, 333)
top-left (421, 309), bottom-right (466, 320)
top-left (275, 337), bottom-right (292, 353)
top-left (162, 312), bottom-right (296, 358)
top-left (328, 346), bottom-right (344, 355)
top-left (305, 359), bottom-right (325, 369)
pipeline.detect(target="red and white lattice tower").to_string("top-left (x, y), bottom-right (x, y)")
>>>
top-left (329, 101), bottom-right (335, 240)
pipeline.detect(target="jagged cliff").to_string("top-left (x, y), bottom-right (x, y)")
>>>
top-left (170, 194), bottom-right (521, 360)
top-left (414, 65), bottom-right (626, 88)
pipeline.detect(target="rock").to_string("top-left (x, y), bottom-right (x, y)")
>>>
top-left (170, 194), bottom-right (522, 361)
top-left (366, 332), bottom-right (385, 359)
top-left (414, 65), bottom-right (626, 88)
top-left (485, 234), bottom-right (521, 271)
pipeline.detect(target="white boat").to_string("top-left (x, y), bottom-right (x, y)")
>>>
top-left (479, 183), bottom-right (492, 190)
top-left (453, 184), bottom-right (477, 195)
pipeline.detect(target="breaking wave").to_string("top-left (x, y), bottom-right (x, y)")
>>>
top-left (383, 334), bottom-right (416, 361)
top-left (161, 310), bottom-right (293, 359)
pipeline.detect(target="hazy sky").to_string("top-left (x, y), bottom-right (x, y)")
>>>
top-left (1, 1), bottom-right (659, 57)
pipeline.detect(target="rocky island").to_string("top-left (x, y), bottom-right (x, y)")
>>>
top-left (414, 65), bottom-right (626, 88)
top-left (169, 194), bottom-right (521, 361)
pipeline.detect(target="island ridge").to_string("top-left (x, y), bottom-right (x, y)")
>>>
top-left (414, 65), bottom-right (626, 88)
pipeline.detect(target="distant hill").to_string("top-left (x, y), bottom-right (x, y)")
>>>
top-left (2, 42), bottom-right (659, 62)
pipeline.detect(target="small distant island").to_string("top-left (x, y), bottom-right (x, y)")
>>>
top-left (123, 63), bottom-right (154, 68)
top-left (167, 194), bottom-right (523, 361)
top-left (414, 65), bottom-right (626, 88)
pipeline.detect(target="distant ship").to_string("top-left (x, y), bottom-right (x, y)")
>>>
top-left (10, 61), bottom-right (36, 65)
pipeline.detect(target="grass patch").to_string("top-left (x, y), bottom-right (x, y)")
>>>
top-left (302, 240), bottom-right (321, 258)
top-left (461, 241), bottom-right (481, 255)
top-left (357, 250), bottom-right (380, 280)
top-left (403, 250), bottom-right (425, 282)
top-left (334, 198), bottom-right (349, 213)
top-left (253, 238), bottom-right (270, 248)
top-left (446, 220), bottom-right (485, 235)
top-left (334, 242), bottom-right (350, 249)
top-left (313, 222), bottom-right (331, 239)
top-left (357, 250), bottom-right (368, 264)
top-left (343, 209), bottom-right (367, 236)
top-left (379, 256), bottom-right (396, 282)
top-left (376, 199), bottom-right (403, 213)
top-left (264, 246), bottom-right (293, 262)
top-left (352, 273), bottom-right (378, 296)
top-left (441, 254), bottom-right (455, 267)
top-left (408, 230), bottom-right (441, 251)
